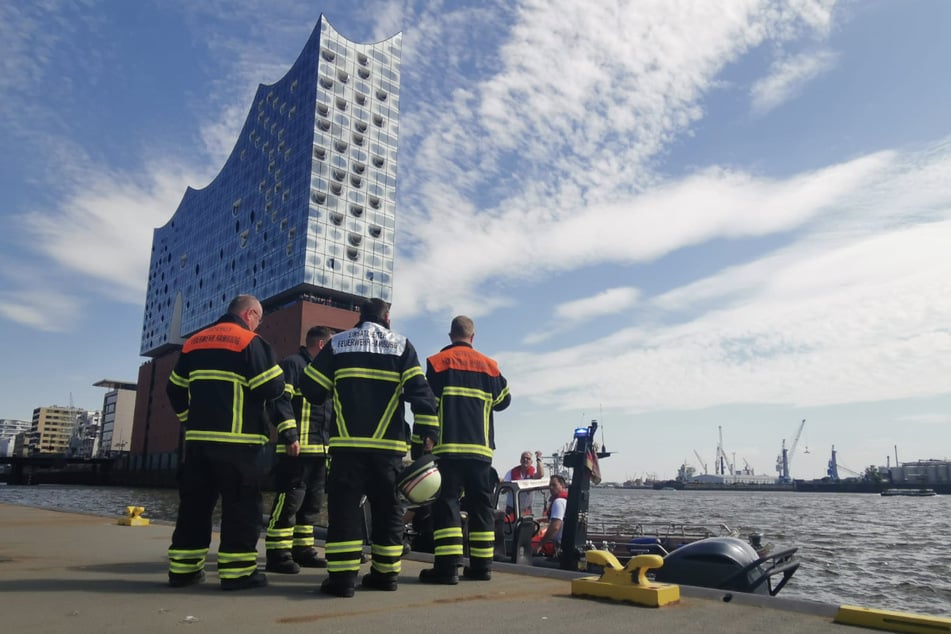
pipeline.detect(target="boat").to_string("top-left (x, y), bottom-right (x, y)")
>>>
top-left (406, 420), bottom-right (800, 596)
top-left (880, 488), bottom-right (937, 497)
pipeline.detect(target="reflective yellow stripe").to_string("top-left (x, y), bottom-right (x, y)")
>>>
top-left (435, 545), bottom-right (464, 556)
top-left (442, 386), bottom-right (492, 401)
top-left (169, 548), bottom-right (208, 559)
top-left (231, 381), bottom-right (243, 434)
top-left (335, 367), bottom-right (400, 382)
top-left (169, 371), bottom-right (188, 387)
top-left (433, 527), bottom-right (463, 540)
top-left (327, 559), bottom-right (362, 573)
top-left (433, 443), bottom-right (493, 458)
top-left (401, 366), bottom-right (424, 382)
top-left (276, 419), bottom-right (297, 433)
top-left (303, 365), bottom-right (333, 389)
top-left (219, 564), bottom-right (257, 579)
top-left (494, 384), bottom-right (510, 406)
top-left (328, 437), bottom-right (408, 452)
top-left (469, 531), bottom-right (495, 542)
top-left (175, 410), bottom-right (188, 422)
top-left (371, 544), bottom-right (404, 557)
top-left (470, 546), bottom-right (494, 558)
top-left (189, 369), bottom-right (248, 385)
top-left (325, 540), bottom-right (363, 553)
top-left (217, 551), bottom-right (258, 562)
top-left (248, 364), bottom-right (282, 389)
top-left (373, 390), bottom-right (401, 439)
top-left (184, 430), bottom-right (268, 444)
top-left (371, 561), bottom-right (401, 573)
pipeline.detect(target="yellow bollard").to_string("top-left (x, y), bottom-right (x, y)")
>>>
top-left (117, 506), bottom-right (150, 527)
top-left (571, 550), bottom-right (680, 607)
top-left (834, 605), bottom-right (951, 634)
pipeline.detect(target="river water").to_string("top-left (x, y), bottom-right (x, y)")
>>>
top-left (1, 484), bottom-right (948, 616)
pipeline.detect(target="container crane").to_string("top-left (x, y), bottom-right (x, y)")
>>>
top-left (776, 419), bottom-right (805, 483)
top-left (716, 426), bottom-right (734, 475)
top-left (693, 450), bottom-right (708, 474)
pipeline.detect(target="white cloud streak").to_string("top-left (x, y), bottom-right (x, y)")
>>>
top-left (750, 49), bottom-right (839, 114)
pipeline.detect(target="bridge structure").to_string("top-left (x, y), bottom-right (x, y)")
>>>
top-left (0, 456), bottom-right (118, 485)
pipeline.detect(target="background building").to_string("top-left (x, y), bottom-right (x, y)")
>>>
top-left (29, 406), bottom-right (82, 455)
top-left (94, 380), bottom-right (136, 457)
top-left (131, 16), bottom-right (403, 470)
top-left (67, 410), bottom-right (103, 459)
top-left (0, 419), bottom-right (31, 457)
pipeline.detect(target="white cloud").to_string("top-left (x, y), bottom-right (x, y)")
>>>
top-left (15, 159), bottom-right (208, 305)
top-left (556, 287), bottom-right (642, 322)
top-left (0, 288), bottom-right (82, 332)
top-left (750, 49), bottom-right (839, 114)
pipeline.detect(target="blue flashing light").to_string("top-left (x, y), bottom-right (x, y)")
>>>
top-left (574, 427), bottom-right (590, 439)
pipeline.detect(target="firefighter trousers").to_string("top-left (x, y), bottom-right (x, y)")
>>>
top-left (168, 443), bottom-right (263, 582)
top-left (431, 457), bottom-right (496, 572)
top-left (324, 452), bottom-right (403, 584)
top-left (265, 455), bottom-right (327, 552)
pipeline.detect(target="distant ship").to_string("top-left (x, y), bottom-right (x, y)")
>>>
top-left (880, 488), bottom-right (937, 497)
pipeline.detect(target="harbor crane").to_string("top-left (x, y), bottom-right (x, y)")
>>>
top-left (693, 450), bottom-right (708, 474)
top-left (827, 445), bottom-right (862, 480)
top-left (776, 419), bottom-right (805, 483)
top-left (716, 426), bottom-right (734, 475)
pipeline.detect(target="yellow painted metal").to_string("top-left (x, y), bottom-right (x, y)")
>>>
top-left (117, 506), bottom-right (150, 527)
top-left (571, 550), bottom-right (680, 607)
top-left (834, 605), bottom-right (951, 634)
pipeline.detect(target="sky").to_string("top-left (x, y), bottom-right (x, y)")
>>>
top-left (2, 0), bottom-right (950, 483)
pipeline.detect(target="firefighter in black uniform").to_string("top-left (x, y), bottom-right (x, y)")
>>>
top-left (419, 315), bottom-right (511, 584)
top-left (300, 298), bottom-right (438, 597)
top-left (264, 325), bottom-right (335, 573)
top-left (166, 294), bottom-right (288, 591)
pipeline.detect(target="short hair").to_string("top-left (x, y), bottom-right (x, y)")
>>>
top-left (449, 315), bottom-right (474, 339)
top-left (227, 295), bottom-right (259, 315)
top-left (359, 298), bottom-right (390, 324)
top-left (550, 474), bottom-right (567, 488)
top-left (305, 325), bottom-right (333, 347)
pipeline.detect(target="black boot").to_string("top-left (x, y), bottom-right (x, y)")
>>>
top-left (320, 572), bottom-right (357, 598)
top-left (168, 570), bottom-right (205, 588)
top-left (221, 571), bottom-right (268, 591)
top-left (292, 545), bottom-right (327, 568)
top-left (462, 565), bottom-right (491, 581)
top-left (361, 570), bottom-right (398, 591)
top-left (418, 566), bottom-right (458, 585)
top-left (265, 550), bottom-right (301, 574)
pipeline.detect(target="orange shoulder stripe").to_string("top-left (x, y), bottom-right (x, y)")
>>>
top-left (428, 348), bottom-right (500, 377)
top-left (183, 323), bottom-right (256, 353)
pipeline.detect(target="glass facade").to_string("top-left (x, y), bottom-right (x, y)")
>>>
top-left (141, 16), bottom-right (401, 355)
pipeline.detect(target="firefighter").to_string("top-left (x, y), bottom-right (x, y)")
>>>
top-left (166, 294), bottom-right (287, 591)
top-left (300, 298), bottom-right (438, 597)
top-left (419, 315), bottom-right (511, 584)
top-left (264, 325), bottom-right (335, 574)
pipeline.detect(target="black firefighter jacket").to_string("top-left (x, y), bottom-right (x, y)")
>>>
top-left (299, 320), bottom-right (438, 455)
top-left (167, 313), bottom-right (287, 446)
top-left (426, 341), bottom-right (511, 461)
top-left (270, 347), bottom-right (332, 455)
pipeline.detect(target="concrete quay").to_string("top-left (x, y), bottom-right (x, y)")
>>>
top-left (0, 503), bottom-right (879, 634)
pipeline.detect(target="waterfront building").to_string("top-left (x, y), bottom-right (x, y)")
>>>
top-left (94, 380), bottom-right (136, 456)
top-left (0, 419), bottom-right (31, 457)
top-left (67, 410), bottom-right (102, 459)
top-left (888, 459), bottom-right (951, 486)
top-left (29, 406), bottom-right (83, 455)
top-left (131, 16), bottom-right (403, 470)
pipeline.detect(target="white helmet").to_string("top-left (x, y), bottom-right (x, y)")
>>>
top-left (399, 454), bottom-right (442, 504)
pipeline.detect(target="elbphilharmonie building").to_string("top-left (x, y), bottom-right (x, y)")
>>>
top-left (131, 16), bottom-right (402, 463)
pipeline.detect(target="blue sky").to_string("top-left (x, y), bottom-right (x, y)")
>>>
top-left (2, 0), bottom-right (950, 482)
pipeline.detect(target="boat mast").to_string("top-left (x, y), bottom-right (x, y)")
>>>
top-left (559, 419), bottom-right (610, 571)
